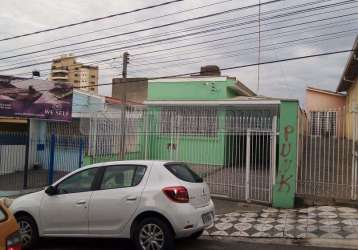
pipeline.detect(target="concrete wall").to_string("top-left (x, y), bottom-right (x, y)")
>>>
top-left (112, 78), bottom-right (148, 104)
top-left (305, 88), bottom-right (346, 138)
top-left (305, 89), bottom-right (346, 112)
top-left (346, 77), bottom-right (358, 138)
top-left (273, 100), bottom-right (299, 208)
top-left (148, 77), bottom-right (236, 100)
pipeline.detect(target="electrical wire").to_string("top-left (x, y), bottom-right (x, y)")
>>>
top-left (3, 48), bottom-right (356, 94)
top-left (2, 9), bottom-right (356, 73)
top-left (0, 0), bottom-right (353, 67)
top-left (0, 0), bottom-right (184, 42)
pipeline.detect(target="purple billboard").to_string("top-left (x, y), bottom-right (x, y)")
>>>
top-left (0, 79), bottom-right (73, 122)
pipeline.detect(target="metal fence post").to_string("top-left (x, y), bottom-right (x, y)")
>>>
top-left (78, 138), bottom-right (84, 168)
top-left (23, 126), bottom-right (30, 189)
top-left (48, 134), bottom-right (56, 185)
top-left (245, 130), bottom-right (251, 202)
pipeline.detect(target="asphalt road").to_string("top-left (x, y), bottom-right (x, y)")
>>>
top-left (33, 238), bottom-right (343, 250)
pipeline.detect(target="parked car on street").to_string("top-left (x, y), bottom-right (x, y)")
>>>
top-left (10, 161), bottom-right (215, 250)
top-left (0, 198), bottom-right (22, 250)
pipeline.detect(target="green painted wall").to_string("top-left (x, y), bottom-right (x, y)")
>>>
top-left (139, 110), bottom-right (226, 166)
top-left (272, 101), bottom-right (299, 208)
top-left (148, 79), bottom-right (236, 100)
top-left (142, 78), bottom-right (237, 166)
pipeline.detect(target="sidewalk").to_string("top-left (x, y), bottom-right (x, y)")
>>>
top-left (207, 199), bottom-right (358, 240)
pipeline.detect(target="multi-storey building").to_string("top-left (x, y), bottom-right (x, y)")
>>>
top-left (49, 54), bottom-right (98, 93)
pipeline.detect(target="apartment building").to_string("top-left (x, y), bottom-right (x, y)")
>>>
top-left (49, 54), bottom-right (98, 93)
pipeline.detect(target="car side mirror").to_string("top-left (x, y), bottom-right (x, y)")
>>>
top-left (45, 186), bottom-right (57, 196)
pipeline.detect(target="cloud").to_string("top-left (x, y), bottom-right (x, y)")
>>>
top-left (0, 0), bottom-right (356, 102)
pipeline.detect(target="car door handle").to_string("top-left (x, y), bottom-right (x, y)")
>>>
top-left (76, 200), bottom-right (86, 205)
top-left (126, 196), bottom-right (137, 201)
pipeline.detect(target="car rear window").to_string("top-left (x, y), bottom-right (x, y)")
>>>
top-left (0, 207), bottom-right (7, 222)
top-left (164, 163), bottom-right (203, 183)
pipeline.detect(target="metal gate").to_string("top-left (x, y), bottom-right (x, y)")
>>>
top-left (82, 107), bottom-right (278, 204)
top-left (297, 107), bottom-right (358, 201)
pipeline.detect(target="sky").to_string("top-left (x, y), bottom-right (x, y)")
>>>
top-left (0, 0), bottom-right (357, 105)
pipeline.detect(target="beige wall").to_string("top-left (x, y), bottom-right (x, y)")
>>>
top-left (305, 89), bottom-right (346, 112)
top-left (305, 89), bottom-right (346, 137)
top-left (112, 78), bottom-right (148, 104)
top-left (345, 77), bottom-right (358, 138)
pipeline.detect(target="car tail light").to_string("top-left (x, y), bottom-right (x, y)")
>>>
top-left (162, 186), bottom-right (189, 203)
top-left (6, 231), bottom-right (22, 250)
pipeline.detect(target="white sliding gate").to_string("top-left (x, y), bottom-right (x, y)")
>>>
top-left (297, 107), bottom-right (358, 201)
top-left (81, 107), bottom-right (278, 204)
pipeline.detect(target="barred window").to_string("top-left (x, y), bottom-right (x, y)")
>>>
top-left (310, 111), bottom-right (336, 136)
top-left (159, 107), bottom-right (218, 135)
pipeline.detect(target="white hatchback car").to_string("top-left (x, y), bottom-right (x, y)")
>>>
top-left (11, 160), bottom-right (215, 250)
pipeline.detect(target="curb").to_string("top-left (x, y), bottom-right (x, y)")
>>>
top-left (202, 236), bottom-right (358, 249)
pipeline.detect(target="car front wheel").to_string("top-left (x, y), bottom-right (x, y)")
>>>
top-left (16, 214), bottom-right (39, 249)
top-left (133, 217), bottom-right (174, 250)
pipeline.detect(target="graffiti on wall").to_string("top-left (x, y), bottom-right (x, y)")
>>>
top-left (278, 125), bottom-right (294, 192)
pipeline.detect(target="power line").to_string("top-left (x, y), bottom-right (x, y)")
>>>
top-left (1, 7), bottom-right (357, 73)
top-left (4, 48), bottom-right (356, 93)
top-left (130, 29), bottom-right (358, 67)
top-left (0, 0), bottom-right (335, 68)
top-left (16, 30), bottom-right (356, 77)
top-left (257, 0), bottom-right (262, 94)
top-left (0, 0), bottom-right (286, 61)
top-left (132, 17), bottom-right (358, 62)
top-left (6, 8), bottom-right (358, 73)
top-left (0, 0), bottom-right (237, 54)
top-left (0, 0), bottom-right (184, 42)
top-left (0, 0), bottom-right (352, 67)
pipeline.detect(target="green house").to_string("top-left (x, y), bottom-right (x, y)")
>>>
top-left (123, 73), bottom-right (299, 208)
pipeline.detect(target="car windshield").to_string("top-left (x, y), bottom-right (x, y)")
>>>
top-left (165, 163), bottom-right (203, 183)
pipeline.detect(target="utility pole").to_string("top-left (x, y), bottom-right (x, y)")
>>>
top-left (120, 51), bottom-right (129, 159)
top-left (122, 52), bottom-right (130, 79)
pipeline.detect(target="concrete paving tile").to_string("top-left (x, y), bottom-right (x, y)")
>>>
top-left (239, 217), bottom-right (256, 223)
top-left (253, 224), bottom-right (273, 232)
top-left (251, 232), bottom-right (271, 237)
top-left (339, 213), bottom-right (358, 219)
top-left (337, 207), bottom-right (358, 213)
top-left (233, 223), bottom-right (252, 231)
top-left (210, 231), bottom-right (229, 236)
top-left (230, 231), bottom-right (250, 237)
top-left (319, 225), bottom-right (341, 233)
top-left (296, 224), bottom-right (318, 232)
top-left (220, 217), bottom-right (237, 223)
top-left (318, 219), bottom-right (340, 225)
top-left (318, 211), bottom-right (338, 219)
top-left (320, 233), bottom-right (344, 239)
top-left (317, 206), bottom-right (337, 212)
top-left (345, 233), bottom-right (358, 239)
top-left (215, 222), bottom-right (233, 231)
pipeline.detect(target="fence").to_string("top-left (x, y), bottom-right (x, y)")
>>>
top-left (297, 107), bottom-right (358, 201)
top-left (0, 132), bottom-right (84, 191)
top-left (80, 107), bottom-right (278, 203)
top-left (0, 106), bottom-right (279, 204)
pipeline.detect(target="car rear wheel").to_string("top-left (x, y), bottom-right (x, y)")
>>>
top-left (16, 214), bottom-right (38, 249)
top-left (133, 217), bottom-right (174, 250)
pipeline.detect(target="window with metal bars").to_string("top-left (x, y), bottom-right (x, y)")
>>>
top-left (159, 107), bottom-right (218, 136)
top-left (310, 111), bottom-right (337, 136)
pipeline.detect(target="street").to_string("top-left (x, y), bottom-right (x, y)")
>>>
top-left (34, 238), bottom-right (342, 250)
